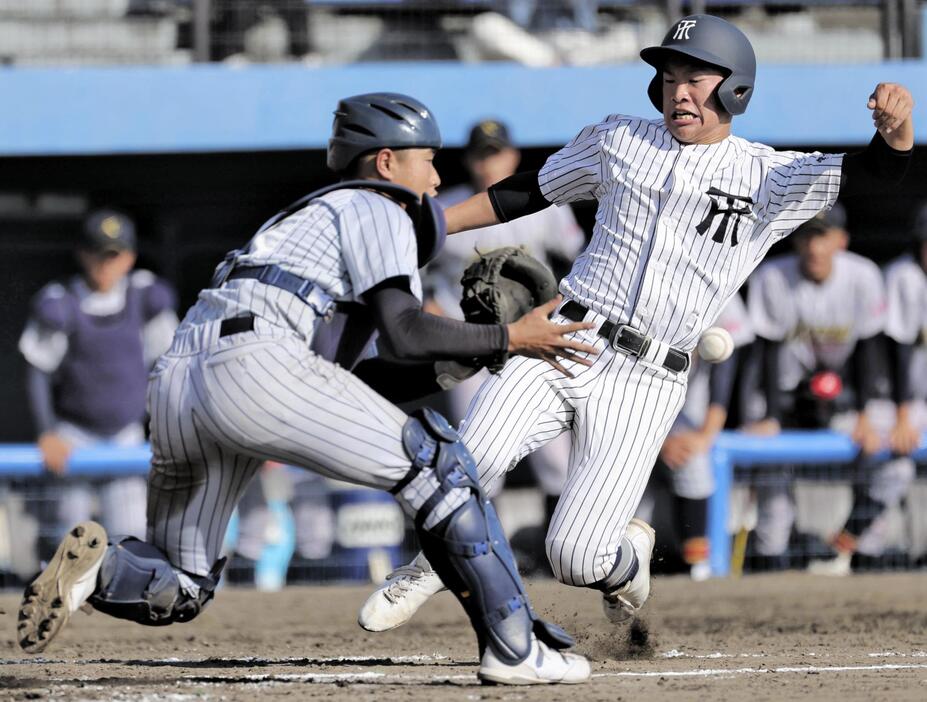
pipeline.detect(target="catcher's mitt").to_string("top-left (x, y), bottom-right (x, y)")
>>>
top-left (459, 246), bottom-right (558, 372)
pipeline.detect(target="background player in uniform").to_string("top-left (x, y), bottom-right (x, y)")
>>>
top-left (803, 203), bottom-right (927, 574)
top-left (635, 293), bottom-right (753, 580)
top-left (745, 214), bottom-right (914, 570)
top-left (18, 210), bottom-right (177, 552)
top-left (18, 93), bottom-right (597, 686)
top-left (882, 202), bottom-right (927, 457)
top-left (358, 14), bottom-right (914, 631)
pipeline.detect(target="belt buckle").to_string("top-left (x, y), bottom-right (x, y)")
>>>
top-left (609, 324), bottom-right (640, 355)
top-left (300, 281), bottom-right (335, 322)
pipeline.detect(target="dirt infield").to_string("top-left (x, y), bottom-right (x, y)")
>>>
top-left (2, 572), bottom-right (926, 701)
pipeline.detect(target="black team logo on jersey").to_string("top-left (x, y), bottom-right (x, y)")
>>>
top-left (695, 188), bottom-right (754, 246)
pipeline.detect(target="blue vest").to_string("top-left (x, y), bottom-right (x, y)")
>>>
top-left (35, 275), bottom-right (174, 436)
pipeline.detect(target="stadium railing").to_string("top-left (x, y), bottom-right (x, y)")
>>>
top-left (2, 433), bottom-right (926, 581)
top-left (709, 430), bottom-right (927, 576)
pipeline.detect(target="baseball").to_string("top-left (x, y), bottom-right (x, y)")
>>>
top-left (697, 326), bottom-right (734, 363)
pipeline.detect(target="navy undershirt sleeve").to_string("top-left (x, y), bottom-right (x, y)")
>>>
top-left (758, 337), bottom-right (783, 422)
top-left (26, 364), bottom-right (57, 435)
top-left (362, 276), bottom-right (508, 362)
top-left (840, 132), bottom-right (912, 193)
top-left (487, 170), bottom-right (552, 223)
top-left (708, 351), bottom-right (740, 409)
top-left (851, 336), bottom-right (882, 410)
top-left (887, 337), bottom-right (915, 405)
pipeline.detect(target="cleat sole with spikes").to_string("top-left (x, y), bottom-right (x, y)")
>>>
top-left (18, 521), bottom-right (107, 654)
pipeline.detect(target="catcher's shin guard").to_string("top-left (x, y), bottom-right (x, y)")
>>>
top-left (392, 408), bottom-right (574, 664)
top-left (88, 536), bottom-right (224, 626)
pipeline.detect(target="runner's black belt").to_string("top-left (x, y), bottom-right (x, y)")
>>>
top-left (560, 300), bottom-right (690, 374)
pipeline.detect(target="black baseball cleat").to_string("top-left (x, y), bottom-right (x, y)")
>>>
top-left (18, 521), bottom-right (107, 654)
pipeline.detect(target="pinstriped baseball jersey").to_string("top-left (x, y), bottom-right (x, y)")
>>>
top-left (146, 188), bottom-right (429, 576)
top-left (538, 115), bottom-right (843, 350)
top-left (186, 188), bottom-right (422, 345)
top-left (444, 119), bottom-right (849, 588)
top-left (747, 251), bottom-right (886, 391)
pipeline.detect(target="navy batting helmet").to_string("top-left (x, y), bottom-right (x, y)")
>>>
top-left (327, 92), bottom-right (442, 173)
top-left (640, 15), bottom-right (756, 116)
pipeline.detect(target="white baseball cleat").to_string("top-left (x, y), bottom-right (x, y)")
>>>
top-left (478, 639), bottom-right (591, 685)
top-left (602, 518), bottom-right (656, 624)
top-left (18, 521), bottom-right (107, 653)
top-left (807, 551), bottom-right (852, 577)
top-left (357, 553), bottom-right (446, 632)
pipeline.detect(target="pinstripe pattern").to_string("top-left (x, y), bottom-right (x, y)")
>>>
top-left (453, 118), bottom-right (844, 588)
top-left (460, 324), bottom-right (685, 586)
top-left (146, 188), bottom-right (423, 577)
top-left (147, 331), bottom-right (411, 576)
top-left (539, 115), bottom-right (844, 352)
top-left (186, 188), bottom-right (422, 338)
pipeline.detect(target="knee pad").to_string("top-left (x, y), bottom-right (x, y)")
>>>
top-left (393, 408), bottom-right (574, 664)
top-left (88, 536), bottom-right (224, 626)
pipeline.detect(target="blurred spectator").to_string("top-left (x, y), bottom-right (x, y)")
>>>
top-left (505, 0), bottom-right (600, 33)
top-left (636, 294), bottom-right (754, 580)
top-left (427, 118), bottom-right (584, 534)
top-left (744, 213), bottom-right (914, 570)
top-left (19, 209), bottom-right (178, 553)
top-left (805, 203), bottom-right (927, 574)
top-left (213, 0), bottom-right (312, 62)
top-left (470, 1), bottom-right (636, 66)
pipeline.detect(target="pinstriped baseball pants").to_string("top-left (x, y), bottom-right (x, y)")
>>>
top-left (146, 326), bottom-right (411, 577)
top-left (460, 325), bottom-right (687, 587)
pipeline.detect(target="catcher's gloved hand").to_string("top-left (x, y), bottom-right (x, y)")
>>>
top-left (459, 247), bottom-right (600, 377)
top-left (460, 247), bottom-right (559, 372)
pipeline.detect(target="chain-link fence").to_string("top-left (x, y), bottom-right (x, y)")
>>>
top-left (709, 431), bottom-right (927, 577)
top-left (0, 1), bottom-right (920, 66)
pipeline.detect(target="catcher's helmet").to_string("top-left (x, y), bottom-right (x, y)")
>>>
top-left (640, 15), bottom-right (756, 116)
top-left (327, 92), bottom-right (442, 173)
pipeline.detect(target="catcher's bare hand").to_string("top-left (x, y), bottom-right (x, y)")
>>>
top-left (507, 296), bottom-right (598, 377)
top-left (38, 431), bottom-right (72, 475)
top-left (868, 82), bottom-right (914, 148)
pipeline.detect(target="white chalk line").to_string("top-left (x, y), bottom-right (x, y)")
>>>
top-left (13, 662), bottom-right (927, 688)
top-left (185, 663), bottom-right (927, 685)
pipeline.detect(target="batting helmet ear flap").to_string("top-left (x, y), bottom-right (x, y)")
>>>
top-left (716, 72), bottom-right (753, 116)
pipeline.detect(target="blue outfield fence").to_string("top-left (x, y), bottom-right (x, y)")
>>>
top-left (2, 433), bottom-right (926, 579)
top-left (1, 61), bottom-right (926, 155)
